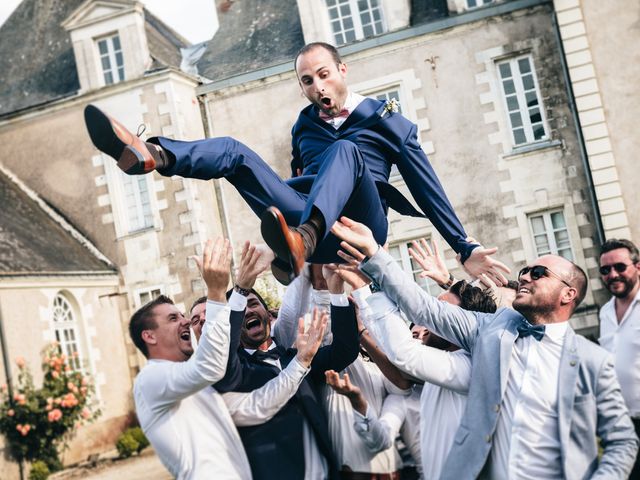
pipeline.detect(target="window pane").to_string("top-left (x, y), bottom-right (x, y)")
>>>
top-left (513, 129), bottom-right (526, 145)
top-left (340, 4), bottom-right (350, 15)
top-left (522, 74), bottom-right (534, 91)
top-left (502, 79), bottom-right (515, 95)
top-left (363, 25), bottom-right (373, 37)
top-left (112, 35), bottom-right (121, 50)
top-left (518, 57), bottom-right (531, 73)
top-left (529, 109), bottom-right (542, 124)
top-left (101, 56), bottom-right (110, 70)
top-left (506, 95), bottom-right (519, 112)
top-left (525, 91), bottom-right (538, 107)
top-left (104, 72), bottom-right (113, 85)
top-left (345, 30), bottom-right (356, 42)
top-left (509, 112), bottom-right (523, 128)
top-left (468, 0), bottom-right (478, 7)
top-left (327, 0), bottom-right (336, 6)
top-left (344, 16), bottom-right (353, 29)
top-left (98, 40), bottom-right (108, 54)
top-left (530, 216), bottom-right (545, 234)
top-left (533, 125), bottom-right (545, 140)
top-left (550, 212), bottom-right (566, 229)
top-left (498, 63), bottom-right (511, 78)
top-left (558, 248), bottom-right (573, 261)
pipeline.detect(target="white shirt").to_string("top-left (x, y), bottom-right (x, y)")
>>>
top-left (598, 289), bottom-right (640, 416)
top-left (399, 385), bottom-right (423, 477)
top-left (133, 301), bottom-right (251, 480)
top-left (324, 356), bottom-right (405, 473)
top-left (320, 91), bottom-right (366, 129)
top-left (488, 321), bottom-right (568, 479)
top-left (364, 292), bottom-right (471, 479)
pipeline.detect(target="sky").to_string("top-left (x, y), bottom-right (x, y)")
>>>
top-left (0, 0), bottom-right (218, 44)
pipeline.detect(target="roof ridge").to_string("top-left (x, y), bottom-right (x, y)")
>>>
top-left (0, 163), bottom-right (115, 269)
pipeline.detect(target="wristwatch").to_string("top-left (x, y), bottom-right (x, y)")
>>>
top-left (234, 285), bottom-right (251, 296)
top-left (438, 273), bottom-right (455, 290)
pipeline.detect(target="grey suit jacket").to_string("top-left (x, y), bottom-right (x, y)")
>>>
top-left (361, 248), bottom-right (638, 480)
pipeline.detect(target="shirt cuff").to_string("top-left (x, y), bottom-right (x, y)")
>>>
top-left (203, 302), bottom-right (230, 333)
top-left (330, 293), bottom-right (349, 307)
top-left (351, 285), bottom-right (372, 309)
top-left (228, 290), bottom-right (248, 311)
top-left (287, 356), bottom-right (311, 378)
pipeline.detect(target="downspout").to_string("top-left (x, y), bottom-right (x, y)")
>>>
top-left (552, 10), bottom-right (605, 246)
top-left (197, 94), bottom-right (237, 282)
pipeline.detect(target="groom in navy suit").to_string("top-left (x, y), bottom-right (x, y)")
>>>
top-left (84, 42), bottom-right (508, 285)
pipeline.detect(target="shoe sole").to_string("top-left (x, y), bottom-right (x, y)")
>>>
top-left (84, 105), bottom-right (147, 174)
top-left (271, 258), bottom-right (295, 286)
top-left (260, 207), bottom-right (302, 278)
top-left (84, 105), bottom-right (125, 160)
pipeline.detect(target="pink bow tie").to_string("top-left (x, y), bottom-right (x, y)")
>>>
top-left (319, 108), bottom-right (350, 121)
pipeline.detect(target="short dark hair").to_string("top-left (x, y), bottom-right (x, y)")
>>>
top-left (505, 280), bottom-right (519, 291)
top-left (294, 42), bottom-right (342, 73)
top-left (449, 280), bottom-right (497, 314)
top-left (225, 288), bottom-right (270, 311)
top-left (190, 296), bottom-right (207, 314)
top-left (129, 295), bottom-right (174, 358)
top-left (568, 263), bottom-right (588, 311)
top-left (600, 238), bottom-right (639, 263)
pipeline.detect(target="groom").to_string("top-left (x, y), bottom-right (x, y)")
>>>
top-left (84, 42), bottom-right (508, 285)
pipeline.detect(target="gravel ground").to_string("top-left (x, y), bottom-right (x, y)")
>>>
top-left (50, 448), bottom-right (172, 480)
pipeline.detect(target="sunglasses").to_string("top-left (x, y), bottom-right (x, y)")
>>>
top-left (599, 263), bottom-right (633, 276)
top-left (518, 265), bottom-right (573, 288)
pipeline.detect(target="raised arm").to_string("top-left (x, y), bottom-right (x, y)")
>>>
top-left (366, 293), bottom-right (471, 394)
top-left (331, 218), bottom-right (480, 352)
top-left (272, 266), bottom-right (312, 349)
top-left (142, 238), bottom-right (233, 406)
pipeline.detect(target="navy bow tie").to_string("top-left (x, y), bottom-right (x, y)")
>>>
top-left (516, 320), bottom-right (546, 341)
top-left (252, 349), bottom-right (281, 362)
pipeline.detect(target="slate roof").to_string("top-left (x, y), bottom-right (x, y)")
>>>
top-left (0, 168), bottom-right (115, 275)
top-left (0, 0), bottom-right (189, 117)
top-left (196, 0), bottom-right (305, 81)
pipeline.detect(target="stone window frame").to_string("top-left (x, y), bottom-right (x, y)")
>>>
top-left (102, 153), bottom-right (159, 238)
top-left (326, 0), bottom-right (386, 46)
top-left (95, 32), bottom-right (125, 86)
top-left (389, 236), bottom-right (442, 297)
top-left (527, 208), bottom-right (575, 261)
top-left (134, 285), bottom-right (165, 308)
top-left (495, 54), bottom-right (550, 148)
top-left (52, 292), bottom-right (87, 374)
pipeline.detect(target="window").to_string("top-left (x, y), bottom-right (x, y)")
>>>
top-left (389, 240), bottom-right (441, 297)
top-left (326, 0), bottom-right (385, 46)
top-left (528, 210), bottom-right (573, 261)
top-left (466, 0), bottom-right (494, 8)
top-left (497, 55), bottom-right (548, 146)
top-left (122, 173), bottom-right (153, 233)
top-left (97, 34), bottom-right (124, 85)
top-left (371, 88), bottom-right (403, 113)
top-left (136, 286), bottom-right (163, 307)
top-left (52, 294), bottom-right (84, 372)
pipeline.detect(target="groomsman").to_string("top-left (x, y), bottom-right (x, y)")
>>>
top-left (332, 217), bottom-right (638, 480)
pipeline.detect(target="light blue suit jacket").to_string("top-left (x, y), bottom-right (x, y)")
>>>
top-left (361, 249), bottom-right (638, 479)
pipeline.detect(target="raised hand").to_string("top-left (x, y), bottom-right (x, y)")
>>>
top-left (322, 263), bottom-right (345, 294)
top-left (327, 263), bottom-right (370, 290)
top-left (408, 238), bottom-right (450, 286)
top-left (461, 246), bottom-right (510, 287)
top-left (325, 370), bottom-right (367, 415)
top-left (193, 238), bottom-right (232, 302)
top-left (330, 216), bottom-right (379, 258)
top-left (235, 241), bottom-right (273, 290)
top-left (295, 308), bottom-right (328, 368)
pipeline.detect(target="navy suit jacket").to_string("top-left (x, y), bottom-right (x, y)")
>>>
top-left (289, 98), bottom-right (475, 260)
top-left (215, 304), bottom-right (359, 480)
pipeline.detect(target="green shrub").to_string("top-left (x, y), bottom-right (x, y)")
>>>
top-left (128, 427), bottom-right (149, 453)
top-left (29, 460), bottom-right (50, 480)
top-left (116, 432), bottom-right (139, 458)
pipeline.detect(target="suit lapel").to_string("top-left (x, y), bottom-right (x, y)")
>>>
top-left (337, 98), bottom-right (381, 133)
top-left (557, 328), bottom-right (579, 454)
top-left (500, 321), bottom-right (519, 396)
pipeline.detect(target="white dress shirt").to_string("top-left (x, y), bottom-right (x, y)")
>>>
top-left (320, 91), bottom-right (366, 129)
top-left (400, 385), bottom-right (423, 477)
top-left (599, 289), bottom-right (640, 416)
top-left (488, 321), bottom-right (568, 479)
top-left (133, 301), bottom-right (251, 480)
top-left (364, 292), bottom-right (471, 479)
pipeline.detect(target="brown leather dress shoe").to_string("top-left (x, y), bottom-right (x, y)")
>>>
top-left (84, 104), bottom-right (166, 175)
top-left (260, 207), bottom-right (306, 284)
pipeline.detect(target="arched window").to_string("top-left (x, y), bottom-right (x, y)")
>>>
top-left (52, 293), bottom-right (84, 372)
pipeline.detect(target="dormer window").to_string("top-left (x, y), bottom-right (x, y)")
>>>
top-left (326, 0), bottom-right (386, 45)
top-left (97, 34), bottom-right (125, 85)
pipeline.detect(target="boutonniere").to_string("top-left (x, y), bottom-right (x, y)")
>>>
top-left (379, 98), bottom-right (400, 118)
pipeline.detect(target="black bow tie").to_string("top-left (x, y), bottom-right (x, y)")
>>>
top-left (252, 349), bottom-right (281, 362)
top-left (516, 320), bottom-right (546, 341)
